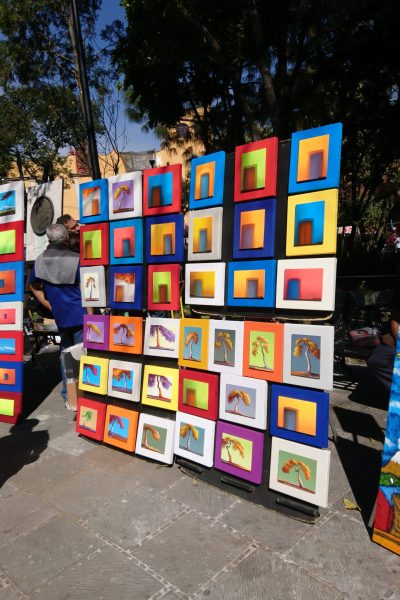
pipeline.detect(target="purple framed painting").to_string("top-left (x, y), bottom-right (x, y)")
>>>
top-left (214, 421), bottom-right (264, 484)
top-left (83, 314), bottom-right (109, 351)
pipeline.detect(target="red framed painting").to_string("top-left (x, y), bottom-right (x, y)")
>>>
top-left (234, 137), bottom-right (278, 202)
top-left (80, 222), bottom-right (109, 266)
top-left (143, 164), bottom-right (182, 216)
top-left (147, 264), bottom-right (181, 310)
top-left (76, 397), bottom-right (107, 441)
top-left (178, 368), bottom-right (219, 420)
top-left (0, 391), bottom-right (22, 424)
top-left (0, 221), bottom-right (24, 263)
top-left (0, 331), bottom-right (23, 362)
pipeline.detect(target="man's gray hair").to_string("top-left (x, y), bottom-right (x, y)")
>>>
top-left (46, 223), bottom-right (68, 243)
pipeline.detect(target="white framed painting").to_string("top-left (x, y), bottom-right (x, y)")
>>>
top-left (208, 319), bottom-right (244, 375)
top-left (276, 257), bottom-right (337, 311)
top-left (135, 412), bottom-right (175, 464)
top-left (143, 317), bottom-right (180, 358)
top-left (185, 262), bottom-right (225, 306)
top-left (219, 373), bottom-right (268, 430)
top-left (108, 172), bottom-right (142, 220)
top-left (107, 359), bottom-right (142, 402)
top-left (0, 180), bottom-right (24, 225)
top-left (0, 302), bottom-right (23, 331)
top-left (174, 411), bottom-right (216, 467)
top-left (26, 180), bottom-right (63, 261)
top-left (283, 324), bottom-right (334, 391)
top-left (80, 266), bottom-right (107, 308)
top-left (187, 207), bottom-right (223, 261)
top-left (269, 437), bottom-right (331, 508)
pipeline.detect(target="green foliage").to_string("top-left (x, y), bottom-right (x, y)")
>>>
top-left (380, 472), bottom-right (400, 487)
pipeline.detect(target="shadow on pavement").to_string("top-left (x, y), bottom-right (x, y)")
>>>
top-left (0, 419), bottom-right (49, 489)
top-left (333, 406), bottom-right (385, 445)
top-left (22, 350), bottom-right (62, 419)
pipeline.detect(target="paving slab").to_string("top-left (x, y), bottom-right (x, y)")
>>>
top-left (30, 545), bottom-right (163, 600)
top-left (0, 516), bottom-right (104, 594)
top-left (162, 475), bottom-right (238, 518)
top-left (0, 586), bottom-right (24, 600)
top-left (84, 487), bottom-right (185, 549)
top-left (196, 545), bottom-right (342, 600)
top-left (133, 512), bottom-right (251, 595)
top-left (327, 441), bottom-right (353, 507)
top-left (286, 512), bottom-right (400, 600)
top-left (0, 491), bottom-right (58, 545)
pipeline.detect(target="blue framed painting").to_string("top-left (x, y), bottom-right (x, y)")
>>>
top-left (288, 123), bottom-right (342, 194)
top-left (270, 384), bottom-right (329, 448)
top-left (79, 178), bottom-right (109, 224)
top-left (109, 265), bottom-right (143, 310)
top-left (0, 261), bottom-right (24, 302)
top-left (109, 218), bottom-right (143, 265)
top-left (0, 361), bottom-right (23, 393)
top-left (227, 260), bottom-right (276, 308)
top-left (233, 199), bottom-right (276, 259)
top-left (145, 214), bottom-right (184, 263)
top-left (189, 151), bottom-right (226, 209)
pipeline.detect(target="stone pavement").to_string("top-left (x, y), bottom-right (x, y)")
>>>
top-left (0, 354), bottom-right (399, 600)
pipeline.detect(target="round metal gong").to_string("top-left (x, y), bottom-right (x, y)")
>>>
top-left (30, 195), bottom-right (54, 236)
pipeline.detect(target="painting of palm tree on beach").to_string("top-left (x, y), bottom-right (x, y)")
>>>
top-left (85, 320), bottom-right (104, 344)
top-left (225, 384), bottom-right (256, 419)
top-left (221, 433), bottom-right (253, 472)
top-left (149, 323), bottom-right (176, 351)
top-left (248, 331), bottom-right (274, 371)
top-left (112, 180), bottom-right (134, 213)
top-left (79, 407), bottom-right (98, 433)
top-left (146, 373), bottom-right (172, 402)
top-left (141, 423), bottom-right (167, 453)
top-left (290, 335), bottom-right (321, 379)
top-left (0, 190), bottom-right (16, 217)
top-left (183, 326), bottom-right (202, 362)
top-left (108, 414), bottom-right (129, 443)
top-left (179, 422), bottom-right (205, 456)
top-left (112, 368), bottom-right (133, 394)
top-left (213, 329), bottom-right (235, 366)
top-left (113, 322), bottom-right (135, 347)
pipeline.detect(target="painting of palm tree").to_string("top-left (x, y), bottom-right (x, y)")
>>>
top-left (84, 275), bottom-right (98, 300)
top-left (113, 182), bottom-right (133, 212)
top-left (184, 330), bottom-right (200, 361)
top-left (82, 363), bottom-right (100, 386)
top-left (141, 423), bottom-right (165, 453)
top-left (291, 337), bottom-right (320, 379)
top-left (250, 334), bottom-right (272, 371)
top-left (108, 414), bottom-right (129, 442)
top-left (226, 389), bottom-right (252, 416)
top-left (280, 457), bottom-right (314, 493)
top-left (149, 324), bottom-right (176, 350)
top-left (214, 330), bottom-right (235, 366)
top-left (79, 408), bottom-right (97, 432)
top-left (112, 368), bottom-right (133, 393)
top-left (86, 321), bottom-right (102, 343)
top-left (113, 323), bottom-right (135, 346)
top-left (221, 435), bottom-right (251, 471)
top-left (179, 423), bottom-right (204, 455)
top-left (147, 373), bottom-right (172, 402)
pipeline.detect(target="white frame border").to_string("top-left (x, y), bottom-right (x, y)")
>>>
top-left (208, 319), bottom-right (244, 374)
top-left (107, 359), bottom-right (142, 402)
top-left (219, 373), bottom-right (268, 430)
top-left (108, 172), bottom-right (142, 220)
top-left (135, 412), bottom-right (175, 464)
top-left (80, 266), bottom-right (107, 308)
top-left (174, 411), bottom-right (216, 467)
top-left (143, 317), bottom-right (180, 358)
top-left (185, 262), bottom-right (225, 306)
top-left (276, 257), bottom-right (337, 311)
top-left (187, 206), bottom-right (223, 261)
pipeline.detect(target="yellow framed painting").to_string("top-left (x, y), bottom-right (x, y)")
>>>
top-left (178, 318), bottom-right (210, 370)
top-left (78, 355), bottom-right (109, 395)
top-left (286, 189), bottom-right (338, 256)
top-left (141, 364), bottom-right (179, 411)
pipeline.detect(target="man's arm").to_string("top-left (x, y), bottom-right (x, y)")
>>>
top-left (29, 282), bottom-right (52, 312)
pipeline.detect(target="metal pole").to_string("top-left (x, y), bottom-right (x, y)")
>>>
top-left (70, 0), bottom-right (101, 180)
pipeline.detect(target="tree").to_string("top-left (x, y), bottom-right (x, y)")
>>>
top-left (180, 423), bottom-right (199, 450)
top-left (109, 414), bottom-right (125, 435)
top-left (112, 369), bottom-right (132, 390)
top-left (150, 324), bottom-right (176, 349)
top-left (142, 423), bottom-right (161, 451)
top-left (113, 323), bottom-right (134, 345)
top-left (82, 409), bottom-right (93, 427)
top-left (227, 389), bottom-right (251, 415)
top-left (85, 276), bottom-right (96, 300)
top-left (222, 435), bottom-right (245, 464)
top-left (293, 337), bottom-right (320, 377)
top-left (148, 374), bottom-right (172, 399)
top-left (282, 458), bottom-right (311, 490)
top-left (82, 363), bottom-right (98, 384)
top-left (251, 335), bottom-right (270, 369)
top-left (86, 321), bottom-right (101, 342)
top-left (215, 331), bottom-right (233, 364)
top-left (185, 331), bottom-right (199, 359)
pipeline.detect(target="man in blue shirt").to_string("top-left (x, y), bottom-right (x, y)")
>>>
top-left (29, 223), bottom-right (90, 409)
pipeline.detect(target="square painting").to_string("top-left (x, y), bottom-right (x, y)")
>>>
top-left (185, 263), bottom-right (225, 306)
top-left (276, 258), bottom-right (337, 311)
top-left (80, 222), bottom-right (109, 266)
top-left (141, 365), bottom-right (179, 411)
top-left (0, 221), bottom-right (24, 263)
top-left (83, 314), bottom-right (109, 351)
top-left (143, 164), bottom-right (182, 216)
top-left (103, 404), bottom-right (139, 452)
top-left (80, 266), bottom-right (106, 308)
top-left (270, 384), bottom-right (329, 448)
top-left (243, 321), bottom-right (284, 383)
top-left (79, 178), bottom-right (109, 223)
top-left (283, 324), bottom-right (334, 390)
top-left (208, 319), bottom-right (244, 375)
top-left (0, 392), bottom-right (22, 424)
top-left (145, 214), bottom-right (184, 263)
top-left (288, 123), bottom-right (342, 194)
top-left (109, 218), bottom-right (143, 265)
top-left (227, 260), bottom-right (277, 308)
top-left (147, 264), bottom-right (180, 310)
top-left (0, 361), bottom-right (23, 393)
top-left (233, 199), bottom-right (276, 259)
top-left (0, 180), bottom-right (24, 225)
top-left (0, 302), bottom-right (23, 331)
top-left (107, 359), bottom-right (142, 402)
top-left (135, 412), bottom-right (176, 464)
top-left (143, 317), bottom-right (180, 358)
top-left (109, 316), bottom-right (143, 355)
top-left (214, 421), bottom-right (265, 484)
top-left (0, 261), bottom-right (24, 302)
top-left (108, 171), bottom-right (142, 220)
top-left (76, 398), bottom-right (107, 441)
top-left (109, 265), bottom-right (143, 310)
top-left (286, 189), bottom-right (338, 256)
top-left (269, 437), bottom-right (331, 507)
top-left (174, 411), bottom-right (216, 468)
top-left (78, 355), bottom-right (109, 395)
top-left (187, 207), bottom-right (223, 262)
top-left (178, 368), bottom-right (219, 420)
top-left (189, 151), bottom-right (226, 209)
top-left (178, 318), bottom-right (210, 370)
top-left (234, 137), bottom-right (278, 202)
top-left (0, 331), bottom-right (23, 362)
top-left (219, 373), bottom-right (268, 430)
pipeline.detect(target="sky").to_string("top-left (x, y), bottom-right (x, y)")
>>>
top-left (96, 1), bottom-right (160, 152)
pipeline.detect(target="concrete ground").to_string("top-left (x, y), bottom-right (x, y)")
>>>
top-left (0, 352), bottom-right (399, 600)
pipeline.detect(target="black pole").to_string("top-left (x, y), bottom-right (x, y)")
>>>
top-left (70, 0), bottom-right (101, 180)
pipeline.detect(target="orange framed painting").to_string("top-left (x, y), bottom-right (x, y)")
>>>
top-left (103, 404), bottom-right (139, 452)
top-left (243, 321), bottom-right (284, 382)
top-left (109, 315), bottom-right (143, 354)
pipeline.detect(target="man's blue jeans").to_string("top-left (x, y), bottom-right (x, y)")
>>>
top-left (59, 325), bottom-right (83, 402)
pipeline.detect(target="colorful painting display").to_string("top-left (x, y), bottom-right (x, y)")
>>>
top-left (109, 316), bottom-right (143, 354)
top-left (0, 261), bottom-right (24, 303)
top-left (147, 264), bottom-right (180, 310)
top-left (143, 317), bottom-right (180, 358)
top-left (227, 260), bottom-right (276, 308)
top-left (107, 359), bottom-right (142, 402)
top-left (0, 362), bottom-right (23, 393)
top-left (78, 355), bottom-right (109, 395)
top-left (185, 263), bottom-right (226, 306)
top-left (109, 218), bottom-right (143, 265)
top-left (178, 318), bottom-right (210, 370)
top-left (214, 421), bottom-right (265, 484)
top-left (143, 164), bottom-right (182, 216)
top-left (174, 411), bottom-right (216, 467)
top-left (275, 258), bottom-right (337, 311)
top-left (283, 324), bottom-right (334, 390)
top-left (135, 413), bottom-right (175, 464)
top-left (80, 266), bottom-right (106, 308)
top-left (108, 172), bottom-right (142, 220)
top-left (141, 365), bottom-right (179, 411)
top-left (76, 398), bottom-right (107, 441)
top-left (233, 199), bottom-right (276, 259)
top-left (103, 405), bottom-right (139, 452)
top-left (243, 321), bottom-right (284, 383)
top-left (0, 392), bottom-right (22, 424)
top-left (219, 373), bottom-right (268, 430)
top-left (0, 302), bottom-right (23, 331)
top-left (146, 213), bottom-right (184, 263)
top-left (189, 151), bottom-right (226, 209)
top-left (269, 437), bottom-right (331, 507)
top-left (83, 314), bottom-right (109, 351)
top-left (187, 207), bottom-right (223, 261)
top-left (178, 368), bottom-right (219, 420)
top-left (208, 319), bottom-right (244, 375)
top-left (0, 180), bottom-right (24, 225)
top-left (0, 222), bottom-right (24, 263)
top-left (234, 137), bottom-right (278, 202)
top-left (79, 222), bottom-right (109, 266)
top-left (79, 178), bottom-right (109, 223)
top-left (270, 384), bottom-right (329, 448)
top-left (109, 265), bottom-right (143, 310)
